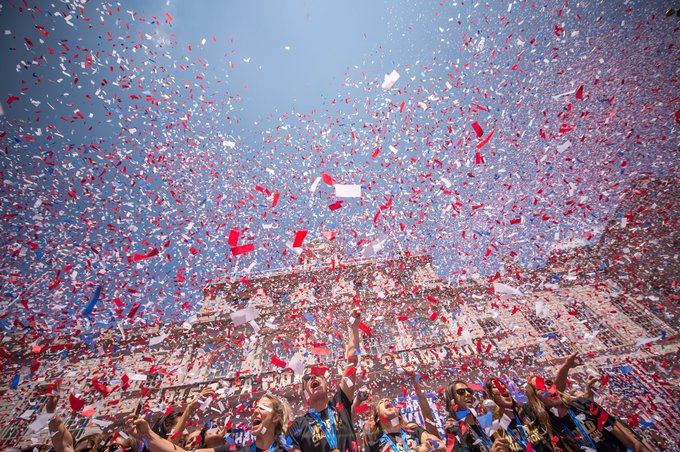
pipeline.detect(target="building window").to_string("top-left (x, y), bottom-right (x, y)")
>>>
top-left (608, 296), bottom-right (667, 337)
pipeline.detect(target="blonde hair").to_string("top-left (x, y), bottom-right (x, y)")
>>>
top-left (524, 381), bottom-right (578, 450)
top-left (260, 393), bottom-right (292, 436)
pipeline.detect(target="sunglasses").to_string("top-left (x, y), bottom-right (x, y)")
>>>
top-left (455, 388), bottom-right (474, 396)
top-left (302, 374), bottom-right (326, 382)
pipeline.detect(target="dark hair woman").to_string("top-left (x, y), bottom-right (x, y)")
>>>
top-left (442, 381), bottom-right (509, 452)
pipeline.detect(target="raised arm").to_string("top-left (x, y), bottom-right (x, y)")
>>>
top-left (340, 307), bottom-right (362, 401)
top-left (410, 371), bottom-right (441, 439)
top-left (127, 414), bottom-right (198, 452)
top-left (169, 385), bottom-right (215, 444)
top-left (554, 352), bottom-right (582, 392)
top-left (351, 387), bottom-right (369, 421)
top-left (610, 420), bottom-right (653, 452)
top-left (45, 383), bottom-right (75, 452)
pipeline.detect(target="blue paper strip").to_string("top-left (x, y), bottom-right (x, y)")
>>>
top-left (83, 284), bottom-right (102, 316)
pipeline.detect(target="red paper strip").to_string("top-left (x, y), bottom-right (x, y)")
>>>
top-left (228, 229), bottom-right (239, 247)
top-left (310, 365), bottom-right (330, 376)
top-left (355, 404), bottom-right (371, 414)
top-left (270, 356), bottom-right (287, 368)
top-left (471, 121), bottom-right (484, 138)
top-left (231, 243), bottom-right (255, 255)
top-left (293, 230), bottom-right (308, 248)
top-left (476, 129), bottom-right (495, 149)
top-left (69, 394), bottom-right (86, 412)
top-left (329, 201), bottom-right (343, 211)
top-left (535, 376), bottom-right (545, 390)
top-left (128, 248), bottom-right (159, 263)
top-left (127, 303), bottom-right (141, 319)
top-left (357, 322), bottom-right (371, 335)
top-left (575, 85), bottom-right (584, 100)
top-left (321, 172), bottom-right (334, 186)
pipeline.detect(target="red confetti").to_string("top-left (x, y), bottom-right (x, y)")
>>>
top-left (231, 243), bottom-right (255, 256)
top-left (293, 230), bottom-right (308, 248)
top-left (471, 121), bottom-right (484, 138)
top-left (228, 229), bottom-right (240, 247)
top-left (127, 248), bottom-right (159, 263)
top-left (69, 394), bottom-right (86, 412)
top-left (321, 172), bottom-right (334, 185)
top-left (270, 356), bottom-right (287, 368)
top-left (310, 365), bottom-right (330, 376)
top-left (357, 322), bottom-right (372, 335)
top-left (535, 376), bottom-right (545, 390)
top-left (127, 302), bottom-right (141, 319)
top-left (476, 129), bottom-right (495, 149)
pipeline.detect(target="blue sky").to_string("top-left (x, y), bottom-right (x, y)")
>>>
top-left (0, 0), bottom-right (678, 333)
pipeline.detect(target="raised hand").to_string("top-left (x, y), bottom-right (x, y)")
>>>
top-left (564, 352), bottom-right (583, 369)
top-left (188, 385), bottom-right (216, 411)
top-left (125, 413), bottom-right (152, 438)
top-left (350, 307), bottom-right (361, 327)
top-left (45, 382), bottom-right (60, 414)
top-left (491, 437), bottom-right (511, 452)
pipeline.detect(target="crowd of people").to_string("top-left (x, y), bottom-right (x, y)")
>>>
top-left (24, 309), bottom-right (661, 452)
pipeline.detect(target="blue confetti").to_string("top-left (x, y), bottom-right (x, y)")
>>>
top-left (83, 284), bottom-right (102, 316)
top-left (10, 374), bottom-right (19, 390)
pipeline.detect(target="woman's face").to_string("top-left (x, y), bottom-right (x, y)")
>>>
top-left (452, 383), bottom-right (474, 411)
top-left (490, 382), bottom-right (514, 409)
top-left (74, 441), bottom-right (95, 452)
top-left (303, 374), bottom-right (328, 402)
top-left (182, 430), bottom-right (201, 448)
top-left (376, 398), bottom-right (399, 425)
top-left (203, 430), bottom-right (226, 448)
top-left (528, 377), bottom-right (562, 408)
top-left (251, 397), bottom-right (281, 437)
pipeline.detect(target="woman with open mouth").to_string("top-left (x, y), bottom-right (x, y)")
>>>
top-left (126, 393), bottom-right (291, 452)
top-left (367, 397), bottom-right (444, 452)
top-left (524, 376), bottom-right (650, 452)
top-left (482, 377), bottom-right (555, 451)
top-left (442, 381), bottom-right (510, 452)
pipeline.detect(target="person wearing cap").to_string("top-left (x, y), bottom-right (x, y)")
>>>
top-left (288, 308), bottom-right (363, 452)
